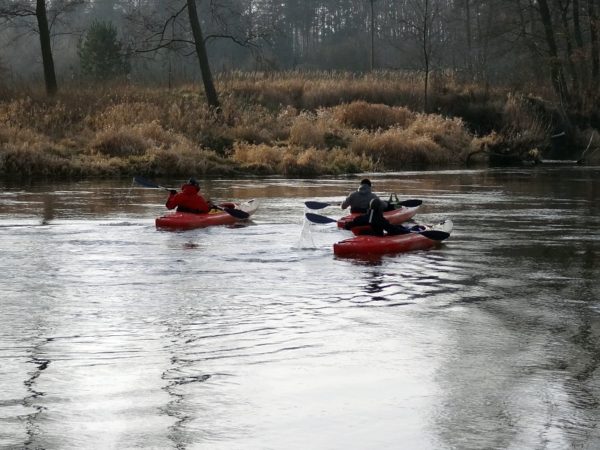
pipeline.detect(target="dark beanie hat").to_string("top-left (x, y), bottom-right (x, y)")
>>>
top-left (360, 178), bottom-right (372, 186)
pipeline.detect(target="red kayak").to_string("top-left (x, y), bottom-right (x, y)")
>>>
top-left (155, 200), bottom-right (258, 230)
top-left (337, 205), bottom-right (420, 235)
top-left (333, 220), bottom-right (453, 257)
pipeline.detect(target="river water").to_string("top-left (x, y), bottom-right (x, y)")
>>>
top-left (1, 167), bottom-right (599, 449)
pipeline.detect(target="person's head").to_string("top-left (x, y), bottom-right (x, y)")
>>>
top-left (360, 178), bottom-right (372, 187)
top-left (187, 177), bottom-right (199, 188)
top-left (369, 197), bottom-right (382, 211)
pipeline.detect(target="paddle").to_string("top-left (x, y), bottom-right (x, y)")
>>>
top-left (305, 212), bottom-right (450, 241)
top-left (133, 176), bottom-right (250, 219)
top-left (305, 212), bottom-right (338, 224)
top-left (305, 199), bottom-right (422, 209)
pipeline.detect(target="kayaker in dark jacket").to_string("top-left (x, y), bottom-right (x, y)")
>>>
top-left (344, 198), bottom-right (411, 236)
top-left (341, 179), bottom-right (388, 213)
top-left (166, 178), bottom-right (212, 214)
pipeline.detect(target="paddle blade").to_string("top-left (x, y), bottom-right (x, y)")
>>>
top-left (305, 213), bottom-right (338, 224)
top-left (419, 230), bottom-right (450, 241)
top-left (222, 207), bottom-right (250, 219)
top-left (397, 199), bottom-right (422, 208)
top-left (134, 176), bottom-right (160, 189)
top-left (305, 201), bottom-right (334, 209)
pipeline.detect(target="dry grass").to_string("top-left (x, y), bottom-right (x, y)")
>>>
top-left (85, 102), bottom-right (163, 131)
top-left (334, 101), bottom-right (414, 130)
top-left (501, 93), bottom-right (551, 139)
top-left (224, 71), bottom-right (423, 111)
top-left (232, 142), bottom-right (373, 175)
top-left (350, 114), bottom-right (472, 169)
top-left (0, 71), bottom-right (558, 178)
top-left (288, 110), bottom-right (350, 149)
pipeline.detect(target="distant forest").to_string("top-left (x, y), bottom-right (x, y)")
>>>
top-left (1, 0), bottom-right (599, 109)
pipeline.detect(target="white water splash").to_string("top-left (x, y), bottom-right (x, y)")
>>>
top-left (294, 215), bottom-right (317, 249)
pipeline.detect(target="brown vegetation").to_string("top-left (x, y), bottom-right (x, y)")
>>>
top-left (0, 72), bottom-right (584, 179)
top-left (351, 114), bottom-right (472, 169)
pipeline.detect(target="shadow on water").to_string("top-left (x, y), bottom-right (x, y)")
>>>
top-left (21, 333), bottom-right (53, 448)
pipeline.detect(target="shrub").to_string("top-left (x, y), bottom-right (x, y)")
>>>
top-left (289, 110), bottom-right (350, 149)
top-left (0, 144), bottom-right (75, 177)
top-left (350, 114), bottom-right (472, 169)
top-left (92, 129), bottom-right (148, 157)
top-left (232, 141), bottom-right (371, 175)
top-left (226, 103), bottom-right (288, 145)
top-left (334, 101), bottom-right (413, 130)
top-left (351, 129), bottom-right (444, 169)
top-left (408, 113), bottom-right (472, 158)
top-left (502, 93), bottom-right (551, 140)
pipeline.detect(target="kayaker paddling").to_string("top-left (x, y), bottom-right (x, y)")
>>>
top-left (166, 177), bottom-right (213, 214)
top-left (333, 219), bottom-right (452, 257)
top-left (133, 176), bottom-right (255, 228)
top-left (341, 178), bottom-right (389, 213)
top-left (344, 198), bottom-right (417, 236)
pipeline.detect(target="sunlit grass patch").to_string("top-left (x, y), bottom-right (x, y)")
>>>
top-left (350, 114), bottom-right (472, 169)
top-left (227, 103), bottom-right (289, 145)
top-left (408, 113), bottom-right (472, 157)
top-left (351, 129), bottom-right (444, 169)
top-left (288, 110), bottom-right (349, 149)
top-left (300, 77), bottom-right (419, 110)
top-left (85, 102), bottom-right (163, 131)
top-left (132, 145), bottom-right (236, 177)
top-left (0, 97), bottom-right (87, 138)
top-left (222, 71), bottom-right (423, 110)
top-left (91, 121), bottom-right (182, 158)
top-left (232, 141), bottom-right (372, 175)
top-left (333, 101), bottom-right (414, 130)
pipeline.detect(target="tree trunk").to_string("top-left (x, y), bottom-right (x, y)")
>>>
top-left (186, 0), bottom-right (220, 109)
top-left (370, 0), bottom-right (375, 71)
top-left (572, 0), bottom-right (588, 88)
top-left (465, 0), bottom-right (472, 79)
top-left (423, 0), bottom-right (430, 112)
top-left (516, 0), bottom-right (544, 83)
top-left (558, 0), bottom-right (580, 96)
top-left (589, 0), bottom-right (600, 90)
top-left (536, 0), bottom-right (570, 105)
top-left (36, 0), bottom-right (57, 96)
top-left (573, 0), bottom-right (585, 49)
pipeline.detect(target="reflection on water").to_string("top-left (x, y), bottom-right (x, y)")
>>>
top-left (1, 168), bottom-right (599, 449)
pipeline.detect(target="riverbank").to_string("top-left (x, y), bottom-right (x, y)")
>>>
top-left (1, 72), bottom-right (598, 179)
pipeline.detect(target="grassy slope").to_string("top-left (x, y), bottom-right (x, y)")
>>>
top-left (1, 72), bottom-right (596, 179)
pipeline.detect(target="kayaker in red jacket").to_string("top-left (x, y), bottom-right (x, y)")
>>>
top-left (166, 178), bottom-right (212, 214)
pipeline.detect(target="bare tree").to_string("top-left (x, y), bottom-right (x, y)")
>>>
top-left (187, 0), bottom-right (219, 108)
top-left (0, 0), bottom-right (82, 96)
top-left (589, 0), bottom-right (600, 90)
top-left (536, 0), bottom-right (570, 105)
top-left (126, 0), bottom-right (270, 108)
top-left (393, 0), bottom-right (443, 111)
top-left (464, 0), bottom-right (473, 77)
top-left (369, 0), bottom-right (376, 71)
top-left (36, 0), bottom-right (57, 95)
